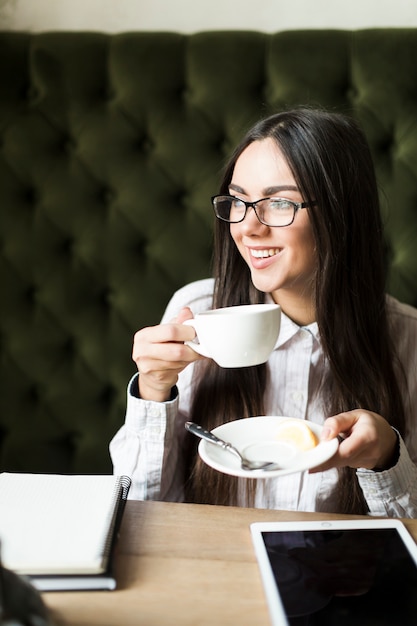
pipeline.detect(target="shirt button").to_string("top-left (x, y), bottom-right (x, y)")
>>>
top-left (148, 405), bottom-right (162, 418)
top-left (291, 391), bottom-right (304, 404)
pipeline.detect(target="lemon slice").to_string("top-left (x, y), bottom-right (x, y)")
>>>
top-left (274, 419), bottom-right (318, 451)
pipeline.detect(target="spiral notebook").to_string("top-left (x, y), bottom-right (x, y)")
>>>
top-left (0, 472), bottom-right (131, 591)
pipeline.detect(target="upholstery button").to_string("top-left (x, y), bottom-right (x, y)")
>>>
top-left (100, 385), bottom-right (115, 404)
top-left (346, 87), bottom-right (357, 101)
top-left (181, 87), bottom-right (190, 102)
top-left (27, 385), bottom-right (39, 402)
top-left (25, 285), bottom-right (37, 304)
top-left (102, 86), bottom-right (115, 101)
top-left (100, 188), bottom-right (114, 204)
top-left (61, 237), bottom-right (74, 255)
top-left (100, 288), bottom-right (112, 307)
top-left (25, 187), bottom-right (38, 205)
top-left (63, 137), bottom-right (76, 154)
top-left (63, 337), bottom-right (76, 357)
top-left (139, 137), bottom-right (153, 153)
top-left (25, 85), bottom-right (38, 103)
top-left (176, 191), bottom-right (188, 207)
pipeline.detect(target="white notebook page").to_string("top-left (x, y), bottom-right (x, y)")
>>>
top-left (0, 473), bottom-right (127, 575)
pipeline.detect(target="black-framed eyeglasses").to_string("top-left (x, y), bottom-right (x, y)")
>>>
top-left (211, 194), bottom-right (313, 227)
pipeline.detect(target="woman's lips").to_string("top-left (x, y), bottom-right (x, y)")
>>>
top-left (248, 247), bottom-right (282, 268)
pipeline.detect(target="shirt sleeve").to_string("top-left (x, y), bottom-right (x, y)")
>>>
top-left (109, 374), bottom-right (186, 501)
top-left (357, 434), bottom-right (417, 517)
top-left (109, 278), bottom-right (215, 502)
top-left (358, 299), bottom-right (417, 517)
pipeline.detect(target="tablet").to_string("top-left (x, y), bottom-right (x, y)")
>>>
top-left (251, 519), bottom-right (417, 626)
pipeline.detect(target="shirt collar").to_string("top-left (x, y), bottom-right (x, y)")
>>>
top-left (278, 312), bottom-right (319, 347)
top-left (264, 294), bottom-right (319, 348)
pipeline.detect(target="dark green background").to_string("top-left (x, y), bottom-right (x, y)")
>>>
top-left (1, 30), bottom-right (417, 474)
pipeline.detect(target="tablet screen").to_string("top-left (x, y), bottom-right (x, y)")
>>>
top-left (253, 523), bottom-right (417, 625)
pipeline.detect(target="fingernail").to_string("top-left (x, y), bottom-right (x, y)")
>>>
top-left (321, 427), bottom-right (332, 441)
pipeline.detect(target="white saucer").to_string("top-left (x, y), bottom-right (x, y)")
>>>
top-left (198, 416), bottom-right (339, 478)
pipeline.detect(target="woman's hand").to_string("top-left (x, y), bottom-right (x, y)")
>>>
top-left (310, 409), bottom-right (399, 473)
top-left (132, 307), bottom-right (202, 402)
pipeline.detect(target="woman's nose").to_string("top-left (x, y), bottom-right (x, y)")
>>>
top-left (240, 206), bottom-right (268, 232)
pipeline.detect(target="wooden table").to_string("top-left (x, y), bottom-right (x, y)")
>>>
top-left (43, 501), bottom-right (417, 626)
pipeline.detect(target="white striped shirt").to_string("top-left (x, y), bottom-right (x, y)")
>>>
top-left (110, 278), bottom-right (417, 517)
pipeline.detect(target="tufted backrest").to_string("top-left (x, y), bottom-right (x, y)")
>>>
top-left (1, 29), bottom-right (417, 474)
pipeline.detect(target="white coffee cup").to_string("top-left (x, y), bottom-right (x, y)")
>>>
top-left (183, 303), bottom-right (281, 368)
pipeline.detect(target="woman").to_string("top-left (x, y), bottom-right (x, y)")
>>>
top-left (110, 108), bottom-right (417, 516)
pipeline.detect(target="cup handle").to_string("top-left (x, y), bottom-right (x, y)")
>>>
top-left (183, 319), bottom-right (210, 358)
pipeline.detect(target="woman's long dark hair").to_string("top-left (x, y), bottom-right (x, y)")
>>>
top-left (185, 108), bottom-right (406, 514)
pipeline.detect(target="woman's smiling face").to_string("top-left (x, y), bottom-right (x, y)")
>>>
top-left (229, 137), bottom-right (317, 323)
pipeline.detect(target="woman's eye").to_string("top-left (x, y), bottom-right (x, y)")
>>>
top-left (270, 199), bottom-right (291, 211)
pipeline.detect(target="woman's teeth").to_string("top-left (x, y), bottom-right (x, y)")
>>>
top-left (251, 249), bottom-right (279, 258)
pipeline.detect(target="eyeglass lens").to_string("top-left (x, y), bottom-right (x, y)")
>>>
top-left (214, 196), bottom-right (296, 227)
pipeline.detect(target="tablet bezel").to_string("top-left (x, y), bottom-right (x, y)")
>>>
top-left (251, 518), bottom-right (417, 626)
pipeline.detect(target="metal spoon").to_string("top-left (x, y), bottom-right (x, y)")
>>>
top-left (185, 421), bottom-right (281, 471)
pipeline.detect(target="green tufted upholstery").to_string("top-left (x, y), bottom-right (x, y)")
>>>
top-left (1, 29), bottom-right (417, 475)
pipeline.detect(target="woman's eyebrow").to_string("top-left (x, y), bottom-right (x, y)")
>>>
top-left (229, 183), bottom-right (245, 194)
top-left (264, 185), bottom-right (299, 195)
top-left (229, 183), bottom-right (299, 195)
